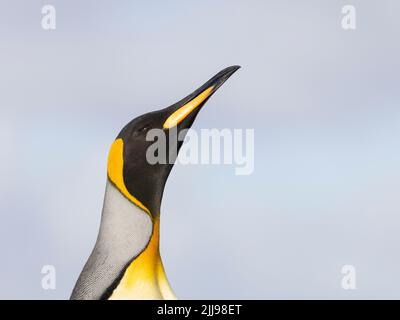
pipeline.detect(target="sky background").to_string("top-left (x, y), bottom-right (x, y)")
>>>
top-left (1, 0), bottom-right (400, 299)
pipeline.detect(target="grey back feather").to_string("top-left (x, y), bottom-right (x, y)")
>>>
top-left (70, 180), bottom-right (152, 300)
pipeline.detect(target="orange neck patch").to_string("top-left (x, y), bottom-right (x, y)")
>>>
top-left (108, 218), bottom-right (176, 300)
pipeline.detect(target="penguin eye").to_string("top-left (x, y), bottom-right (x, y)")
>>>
top-left (136, 124), bottom-right (149, 133)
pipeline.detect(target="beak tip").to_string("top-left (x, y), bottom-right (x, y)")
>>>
top-left (211, 65), bottom-right (241, 90)
top-left (163, 65), bottom-right (241, 128)
top-left (227, 65), bottom-right (241, 73)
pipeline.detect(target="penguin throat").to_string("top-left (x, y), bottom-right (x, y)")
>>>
top-left (108, 218), bottom-right (176, 300)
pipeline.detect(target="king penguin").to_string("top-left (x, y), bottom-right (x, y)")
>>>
top-left (70, 66), bottom-right (240, 300)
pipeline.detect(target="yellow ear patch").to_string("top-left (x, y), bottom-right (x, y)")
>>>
top-left (163, 86), bottom-right (214, 129)
top-left (107, 138), bottom-right (150, 215)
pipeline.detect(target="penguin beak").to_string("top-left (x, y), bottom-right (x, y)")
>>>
top-left (163, 65), bottom-right (240, 129)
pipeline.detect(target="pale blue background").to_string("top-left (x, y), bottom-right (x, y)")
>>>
top-left (1, 0), bottom-right (400, 299)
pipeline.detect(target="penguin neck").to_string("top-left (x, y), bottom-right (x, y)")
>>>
top-left (108, 203), bottom-right (176, 300)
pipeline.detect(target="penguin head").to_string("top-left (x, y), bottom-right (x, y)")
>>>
top-left (107, 66), bottom-right (240, 217)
